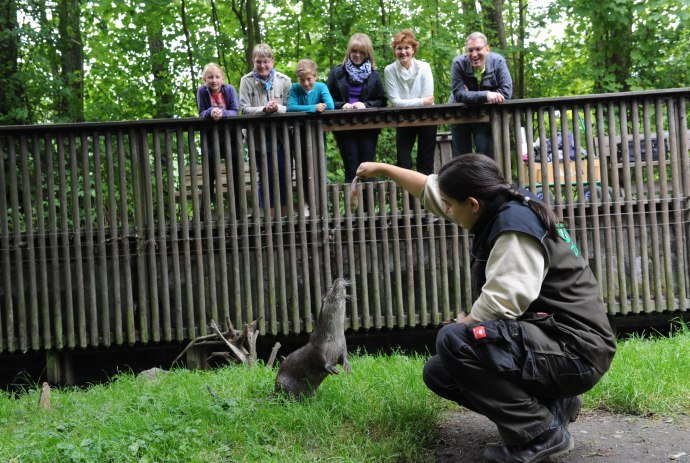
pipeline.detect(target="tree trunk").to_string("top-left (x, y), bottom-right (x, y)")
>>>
top-left (179, 0), bottom-right (197, 97)
top-left (491, 0), bottom-right (507, 51)
top-left (245, 0), bottom-right (260, 70)
top-left (145, 2), bottom-right (174, 119)
top-left (328, 0), bottom-right (335, 69)
top-left (590, 8), bottom-right (633, 92)
top-left (0, 0), bottom-right (26, 124)
top-left (516, 0), bottom-right (526, 98)
top-left (461, 0), bottom-right (481, 37)
top-left (56, 0), bottom-right (84, 122)
top-left (209, 0), bottom-right (229, 74)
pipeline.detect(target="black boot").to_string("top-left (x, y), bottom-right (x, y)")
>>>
top-left (548, 395), bottom-right (582, 428)
top-left (483, 424), bottom-right (573, 463)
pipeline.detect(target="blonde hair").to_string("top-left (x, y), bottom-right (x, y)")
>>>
top-left (252, 44), bottom-right (274, 60)
top-left (296, 59), bottom-right (318, 78)
top-left (342, 33), bottom-right (377, 69)
top-left (391, 29), bottom-right (419, 54)
top-left (202, 62), bottom-right (225, 79)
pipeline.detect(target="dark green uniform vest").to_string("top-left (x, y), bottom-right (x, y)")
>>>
top-left (470, 196), bottom-right (616, 375)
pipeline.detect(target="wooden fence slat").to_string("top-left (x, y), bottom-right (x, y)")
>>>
top-left (606, 102), bottom-right (629, 313)
top-left (305, 125), bottom-right (322, 327)
top-left (655, 100), bottom-right (676, 312)
top-left (67, 135), bottom-right (87, 347)
top-left (345, 179), bottom-right (360, 331)
top-left (667, 99), bottom-right (688, 308)
top-left (117, 131), bottom-right (136, 344)
top-left (570, 103), bottom-right (589, 263)
top-left (130, 129), bottom-right (149, 342)
top-left (292, 124), bottom-right (312, 331)
top-left (630, 102), bottom-right (653, 313)
top-left (32, 134), bottom-right (51, 349)
top-left (19, 136), bottom-right (40, 350)
top-left (232, 124), bottom-right (249, 331)
top-left (93, 133), bottom-right (111, 345)
top-left (79, 134), bottom-right (98, 345)
top-left (0, 137), bottom-right (12, 351)
top-left (152, 129), bottom-right (170, 342)
top-left (390, 183), bottom-right (405, 329)
top-left (618, 101), bottom-right (640, 313)
top-left (57, 134), bottom-right (76, 348)
top-left (356, 182), bottom-right (369, 330)
top-left (188, 127), bottom-right (207, 336)
top-left (201, 128), bottom-right (218, 328)
top-left (263, 123), bottom-right (278, 335)
top-left (174, 127), bottom-right (195, 340)
top-left (642, 100), bottom-right (664, 313)
top-left (402, 191), bottom-right (416, 328)
top-left (593, 104), bottom-right (616, 312)
top-left (414, 198), bottom-right (427, 326)
top-left (105, 133), bottom-right (123, 344)
top-left (378, 182), bottom-right (394, 329)
top-left (426, 211), bottom-right (440, 327)
top-left (139, 130), bottom-right (160, 342)
top-left (214, 125), bottom-right (230, 327)
top-left (163, 129), bottom-right (182, 341)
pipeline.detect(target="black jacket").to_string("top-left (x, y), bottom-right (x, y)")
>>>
top-left (326, 64), bottom-right (387, 110)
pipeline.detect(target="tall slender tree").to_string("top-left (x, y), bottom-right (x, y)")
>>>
top-left (145, 0), bottom-right (175, 119)
top-left (0, 0), bottom-right (26, 124)
top-left (56, 0), bottom-right (84, 122)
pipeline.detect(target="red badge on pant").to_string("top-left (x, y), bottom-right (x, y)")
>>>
top-left (472, 326), bottom-right (487, 340)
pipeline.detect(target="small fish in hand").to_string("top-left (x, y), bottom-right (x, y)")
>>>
top-left (350, 176), bottom-right (360, 213)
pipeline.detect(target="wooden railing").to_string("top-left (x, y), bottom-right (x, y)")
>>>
top-left (1, 88), bottom-right (689, 360)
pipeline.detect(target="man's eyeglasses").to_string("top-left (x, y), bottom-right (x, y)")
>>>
top-left (466, 45), bottom-right (487, 54)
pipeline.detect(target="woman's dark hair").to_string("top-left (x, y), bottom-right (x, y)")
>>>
top-left (438, 153), bottom-right (561, 239)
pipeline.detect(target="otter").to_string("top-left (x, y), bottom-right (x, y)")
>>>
top-left (274, 278), bottom-right (352, 399)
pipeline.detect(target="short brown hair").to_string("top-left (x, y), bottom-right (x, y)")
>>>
top-left (391, 29), bottom-right (419, 53)
top-left (296, 59), bottom-right (318, 78)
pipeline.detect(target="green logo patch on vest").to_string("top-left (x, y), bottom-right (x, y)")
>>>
top-left (556, 224), bottom-right (580, 257)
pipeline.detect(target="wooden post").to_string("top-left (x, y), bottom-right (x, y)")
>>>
top-left (185, 345), bottom-right (208, 370)
top-left (45, 350), bottom-right (74, 385)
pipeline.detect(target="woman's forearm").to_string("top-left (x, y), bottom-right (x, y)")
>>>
top-left (355, 162), bottom-right (428, 198)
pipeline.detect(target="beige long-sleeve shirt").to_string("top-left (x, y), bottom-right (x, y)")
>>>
top-left (421, 175), bottom-right (548, 321)
top-left (239, 71), bottom-right (291, 115)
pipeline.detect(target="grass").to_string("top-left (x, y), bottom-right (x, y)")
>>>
top-left (0, 353), bottom-right (446, 463)
top-left (584, 320), bottom-right (690, 416)
top-left (1, 323), bottom-right (689, 462)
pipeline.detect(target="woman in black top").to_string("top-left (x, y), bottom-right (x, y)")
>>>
top-left (326, 33), bottom-right (387, 183)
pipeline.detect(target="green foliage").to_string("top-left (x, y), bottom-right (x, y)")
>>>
top-left (0, 354), bottom-right (446, 463)
top-left (2, 0), bottom-right (689, 124)
top-left (585, 320), bottom-right (690, 416)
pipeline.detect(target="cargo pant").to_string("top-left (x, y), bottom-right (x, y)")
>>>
top-left (422, 319), bottom-right (602, 446)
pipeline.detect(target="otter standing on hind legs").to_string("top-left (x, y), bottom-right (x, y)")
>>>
top-left (274, 278), bottom-right (352, 399)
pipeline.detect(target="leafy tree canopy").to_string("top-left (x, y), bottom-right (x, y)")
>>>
top-left (2, 0), bottom-right (689, 124)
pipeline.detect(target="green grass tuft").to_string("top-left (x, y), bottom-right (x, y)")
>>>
top-left (0, 353), bottom-right (445, 463)
top-left (1, 325), bottom-right (688, 462)
top-left (585, 320), bottom-right (690, 416)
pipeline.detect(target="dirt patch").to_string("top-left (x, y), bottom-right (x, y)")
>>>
top-left (429, 408), bottom-right (690, 462)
